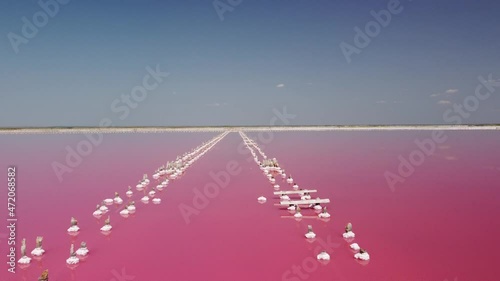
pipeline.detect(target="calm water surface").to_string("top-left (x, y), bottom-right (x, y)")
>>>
top-left (1, 131), bottom-right (499, 281)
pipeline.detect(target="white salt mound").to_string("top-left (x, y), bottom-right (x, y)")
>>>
top-left (317, 252), bottom-right (330, 260)
top-left (67, 226), bottom-right (80, 232)
top-left (305, 232), bottom-right (316, 239)
top-left (31, 248), bottom-right (45, 256)
top-left (18, 256), bottom-right (31, 264)
top-left (354, 252), bottom-right (370, 261)
top-left (76, 247), bottom-right (89, 256)
top-left (318, 212), bottom-right (330, 218)
top-left (66, 256), bottom-right (79, 265)
top-left (350, 243), bottom-right (360, 251)
top-left (343, 231), bottom-right (355, 238)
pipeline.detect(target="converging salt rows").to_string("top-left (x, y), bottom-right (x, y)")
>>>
top-left (21, 132), bottom-right (231, 279)
top-left (22, 130), bottom-right (369, 279)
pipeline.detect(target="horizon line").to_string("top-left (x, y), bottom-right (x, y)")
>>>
top-left (1, 124), bottom-right (499, 135)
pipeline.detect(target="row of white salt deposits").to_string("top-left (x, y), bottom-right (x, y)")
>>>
top-left (239, 132), bottom-right (333, 261)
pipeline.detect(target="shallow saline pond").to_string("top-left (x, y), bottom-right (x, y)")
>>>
top-left (1, 131), bottom-right (499, 281)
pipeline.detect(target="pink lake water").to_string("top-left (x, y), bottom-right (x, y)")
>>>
top-left (1, 131), bottom-right (500, 281)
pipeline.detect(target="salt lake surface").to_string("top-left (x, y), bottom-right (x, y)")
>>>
top-left (1, 131), bottom-right (499, 281)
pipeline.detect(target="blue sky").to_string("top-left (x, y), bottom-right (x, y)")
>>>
top-left (0, 0), bottom-right (499, 126)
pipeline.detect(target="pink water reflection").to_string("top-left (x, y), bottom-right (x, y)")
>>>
top-left (0, 131), bottom-right (499, 281)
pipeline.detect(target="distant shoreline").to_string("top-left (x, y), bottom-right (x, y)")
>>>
top-left (0, 125), bottom-right (499, 134)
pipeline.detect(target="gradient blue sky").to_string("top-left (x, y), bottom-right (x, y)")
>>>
top-left (1, 0), bottom-right (499, 126)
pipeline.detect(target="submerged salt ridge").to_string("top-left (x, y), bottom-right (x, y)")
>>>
top-left (5, 131), bottom-right (500, 280)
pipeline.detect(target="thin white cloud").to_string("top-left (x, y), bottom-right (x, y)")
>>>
top-left (205, 102), bottom-right (228, 107)
top-left (437, 100), bottom-right (451, 105)
top-left (276, 84), bottom-right (285, 88)
top-left (431, 89), bottom-right (459, 98)
top-left (375, 100), bottom-right (402, 104)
